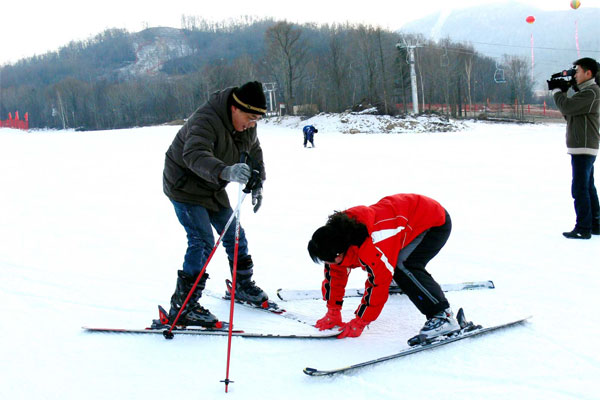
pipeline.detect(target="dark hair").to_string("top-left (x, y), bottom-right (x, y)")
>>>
top-left (574, 57), bottom-right (599, 77)
top-left (307, 211), bottom-right (368, 264)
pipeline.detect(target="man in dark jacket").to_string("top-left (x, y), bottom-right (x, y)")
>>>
top-left (550, 57), bottom-right (600, 239)
top-left (162, 81), bottom-right (269, 327)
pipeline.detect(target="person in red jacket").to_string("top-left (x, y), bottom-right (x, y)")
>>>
top-left (307, 193), bottom-right (459, 339)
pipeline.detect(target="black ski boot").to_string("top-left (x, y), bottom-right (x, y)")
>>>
top-left (562, 227), bottom-right (591, 239)
top-left (592, 218), bottom-right (600, 235)
top-left (229, 255), bottom-right (268, 306)
top-left (168, 270), bottom-right (219, 328)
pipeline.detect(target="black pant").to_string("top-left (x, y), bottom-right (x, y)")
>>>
top-left (571, 155), bottom-right (599, 231)
top-left (393, 211), bottom-right (451, 319)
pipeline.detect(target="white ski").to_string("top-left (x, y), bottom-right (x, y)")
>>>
top-left (277, 280), bottom-right (495, 301)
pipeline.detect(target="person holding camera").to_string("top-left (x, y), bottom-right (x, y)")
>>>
top-left (161, 81), bottom-right (269, 327)
top-left (548, 57), bottom-right (600, 239)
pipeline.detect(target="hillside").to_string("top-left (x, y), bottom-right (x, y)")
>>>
top-left (401, 1), bottom-right (600, 88)
top-left (116, 27), bottom-right (194, 79)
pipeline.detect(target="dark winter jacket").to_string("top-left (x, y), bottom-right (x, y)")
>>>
top-left (553, 79), bottom-right (600, 156)
top-left (163, 87), bottom-right (266, 211)
top-left (303, 125), bottom-right (316, 141)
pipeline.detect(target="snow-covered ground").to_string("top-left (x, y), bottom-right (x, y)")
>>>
top-left (1, 116), bottom-right (598, 399)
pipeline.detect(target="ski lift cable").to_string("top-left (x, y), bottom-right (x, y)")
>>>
top-left (465, 40), bottom-right (600, 54)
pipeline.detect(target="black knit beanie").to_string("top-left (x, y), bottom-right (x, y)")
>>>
top-left (232, 81), bottom-right (267, 115)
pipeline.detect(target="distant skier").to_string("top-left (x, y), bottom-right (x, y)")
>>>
top-left (303, 125), bottom-right (318, 148)
top-left (307, 193), bottom-right (459, 339)
top-left (162, 81), bottom-right (269, 328)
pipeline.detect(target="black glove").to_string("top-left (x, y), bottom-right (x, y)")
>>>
top-left (547, 79), bottom-right (570, 92)
top-left (314, 129), bottom-right (318, 133)
top-left (252, 187), bottom-right (263, 213)
top-left (571, 79), bottom-right (579, 92)
top-left (559, 80), bottom-right (571, 92)
top-left (220, 163), bottom-right (251, 184)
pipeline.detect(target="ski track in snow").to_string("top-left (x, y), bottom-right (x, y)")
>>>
top-left (1, 118), bottom-right (598, 399)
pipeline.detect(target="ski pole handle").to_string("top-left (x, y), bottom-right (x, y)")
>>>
top-left (239, 151), bottom-right (261, 194)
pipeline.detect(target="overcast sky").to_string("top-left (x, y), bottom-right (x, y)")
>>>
top-left (1, 0), bottom-right (597, 65)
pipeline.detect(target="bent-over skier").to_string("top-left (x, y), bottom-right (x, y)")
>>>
top-left (303, 125), bottom-right (317, 148)
top-left (307, 193), bottom-right (459, 339)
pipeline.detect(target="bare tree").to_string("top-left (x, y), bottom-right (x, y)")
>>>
top-left (504, 55), bottom-right (533, 118)
top-left (265, 21), bottom-right (309, 112)
top-left (354, 26), bottom-right (379, 106)
top-left (325, 26), bottom-right (350, 112)
top-left (375, 28), bottom-right (390, 114)
top-left (464, 54), bottom-right (473, 114)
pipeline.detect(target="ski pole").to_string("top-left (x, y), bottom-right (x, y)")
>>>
top-left (221, 181), bottom-right (243, 393)
top-left (222, 152), bottom-right (259, 393)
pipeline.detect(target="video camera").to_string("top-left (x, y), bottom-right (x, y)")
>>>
top-left (550, 67), bottom-right (576, 80)
top-left (548, 67), bottom-right (576, 92)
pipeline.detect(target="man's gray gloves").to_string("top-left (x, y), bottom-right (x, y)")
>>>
top-left (220, 163), bottom-right (251, 184)
top-left (221, 163), bottom-right (263, 213)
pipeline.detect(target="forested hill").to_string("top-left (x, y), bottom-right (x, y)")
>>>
top-left (1, 20), bottom-right (273, 87)
top-left (2, 17), bottom-right (533, 130)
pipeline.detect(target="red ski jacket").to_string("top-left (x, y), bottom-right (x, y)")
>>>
top-left (322, 194), bottom-right (447, 324)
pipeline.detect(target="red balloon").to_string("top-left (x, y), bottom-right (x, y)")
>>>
top-left (526, 15), bottom-right (535, 24)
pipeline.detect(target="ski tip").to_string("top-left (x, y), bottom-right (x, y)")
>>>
top-left (488, 280), bottom-right (495, 289)
top-left (303, 367), bottom-right (317, 375)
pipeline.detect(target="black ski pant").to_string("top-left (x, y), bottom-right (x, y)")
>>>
top-left (392, 210), bottom-right (451, 319)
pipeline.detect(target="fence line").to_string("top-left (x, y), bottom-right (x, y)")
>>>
top-left (395, 101), bottom-right (562, 119)
top-left (0, 112), bottom-right (29, 131)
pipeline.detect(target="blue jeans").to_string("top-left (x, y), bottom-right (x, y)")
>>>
top-left (571, 155), bottom-right (600, 231)
top-left (171, 200), bottom-right (249, 276)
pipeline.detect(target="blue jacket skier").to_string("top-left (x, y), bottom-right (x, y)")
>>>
top-left (303, 125), bottom-right (318, 147)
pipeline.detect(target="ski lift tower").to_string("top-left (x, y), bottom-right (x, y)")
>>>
top-left (263, 82), bottom-right (277, 115)
top-left (396, 42), bottom-right (421, 115)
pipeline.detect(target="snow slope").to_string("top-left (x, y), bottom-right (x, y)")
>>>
top-left (0, 118), bottom-right (598, 399)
